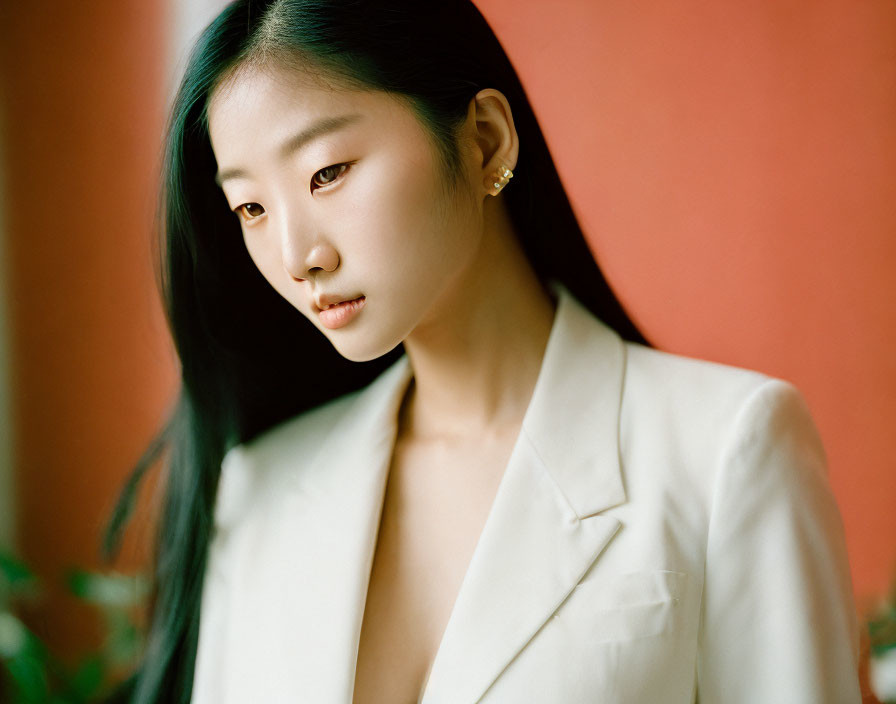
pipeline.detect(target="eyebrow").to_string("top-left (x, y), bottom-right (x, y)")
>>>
top-left (214, 113), bottom-right (364, 187)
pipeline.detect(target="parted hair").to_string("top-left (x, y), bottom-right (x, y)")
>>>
top-left (102, 1), bottom-right (648, 702)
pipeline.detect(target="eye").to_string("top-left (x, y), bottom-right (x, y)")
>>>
top-left (234, 202), bottom-right (265, 223)
top-left (311, 163), bottom-right (350, 191)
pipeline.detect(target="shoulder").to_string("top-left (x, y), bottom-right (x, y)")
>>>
top-left (618, 341), bottom-right (823, 497)
top-left (213, 390), bottom-right (361, 531)
top-left (226, 387), bottom-right (362, 475)
top-left (554, 284), bottom-right (802, 451)
top-left (620, 339), bottom-right (808, 438)
top-left (213, 354), bottom-right (412, 531)
top-left (624, 340), bottom-right (775, 410)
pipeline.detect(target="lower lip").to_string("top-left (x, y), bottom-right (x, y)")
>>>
top-left (318, 296), bottom-right (366, 329)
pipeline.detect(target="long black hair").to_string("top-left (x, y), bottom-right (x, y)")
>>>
top-left (102, 1), bottom-right (649, 701)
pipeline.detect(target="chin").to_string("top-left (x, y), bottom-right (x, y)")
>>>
top-left (315, 304), bottom-right (413, 363)
top-left (327, 333), bottom-right (403, 364)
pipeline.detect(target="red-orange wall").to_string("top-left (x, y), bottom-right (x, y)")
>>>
top-left (2, 0), bottom-right (176, 657)
top-left (479, 0), bottom-right (896, 606)
top-left (2, 0), bottom-right (893, 679)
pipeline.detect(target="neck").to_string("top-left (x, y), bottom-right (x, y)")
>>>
top-left (398, 213), bottom-right (557, 443)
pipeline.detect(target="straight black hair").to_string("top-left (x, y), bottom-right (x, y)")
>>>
top-left (102, 1), bottom-right (649, 701)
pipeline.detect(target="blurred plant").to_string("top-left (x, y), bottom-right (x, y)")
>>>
top-left (0, 551), bottom-right (148, 704)
top-left (868, 572), bottom-right (896, 704)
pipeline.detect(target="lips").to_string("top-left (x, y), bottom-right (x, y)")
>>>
top-left (316, 295), bottom-right (366, 330)
top-left (314, 292), bottom-right (365, 311)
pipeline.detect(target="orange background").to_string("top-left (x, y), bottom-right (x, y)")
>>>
top-left (1, 0), bottom-right (893, 693)
top-left (479, 0), bottom-right (896, 604)
top-left (1, 0), bottom-right (176, 656)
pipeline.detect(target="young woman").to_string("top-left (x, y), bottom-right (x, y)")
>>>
top-left (103, 1), bottom-right (861, 702)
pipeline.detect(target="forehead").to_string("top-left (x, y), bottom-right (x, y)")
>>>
top-left (207, 61), bottom-right (411, 153)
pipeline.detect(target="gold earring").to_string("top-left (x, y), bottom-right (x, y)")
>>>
top-left (491, 164), bottom-right (514, 195)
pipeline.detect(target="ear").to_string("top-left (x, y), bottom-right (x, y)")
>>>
top-left (467, 88), bottom-right (520, 197)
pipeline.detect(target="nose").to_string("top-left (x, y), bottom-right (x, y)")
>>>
top-left (281, 228), bottom-right (340, 282)
top-left (293, 242), bottom-right (339, 282)
top-left (276, 197), bottom-right (340, 281)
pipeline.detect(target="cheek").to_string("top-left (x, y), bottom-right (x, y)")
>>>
top-left (347, 151), bottom-right (465, 279)
top-left (243, 233), bottom-right (311, 312)
top-left (243, 233), bottom-right (280, 286)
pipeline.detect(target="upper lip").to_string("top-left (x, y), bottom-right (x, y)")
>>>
top-left (314, 292), bottom-right (364, 311)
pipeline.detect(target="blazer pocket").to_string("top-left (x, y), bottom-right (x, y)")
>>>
top-left (555, 570), bottom-right (691, 644)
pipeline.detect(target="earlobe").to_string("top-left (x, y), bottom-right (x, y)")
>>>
top-left (471, 89), bottom-right (519, 197)
top-left (488, 163), bottom-right (514, 196)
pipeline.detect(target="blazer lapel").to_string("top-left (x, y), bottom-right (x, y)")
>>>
top-left (419, 282), bottom-right (628, 704)
top-left (205, 282), bottom-right (627, 704)
top-left (278, 355), bottom-right (415, 702)
top-left (206, 352), bottom-right (415, 703)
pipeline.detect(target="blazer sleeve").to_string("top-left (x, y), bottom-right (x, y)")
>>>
top-left (696, 378), bottom-right (861, 703)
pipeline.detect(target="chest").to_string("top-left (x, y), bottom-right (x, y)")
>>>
top-left (351, 430), bottom-right (518, 704)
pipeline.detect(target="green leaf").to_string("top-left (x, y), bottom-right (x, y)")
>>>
top-left (0, 554), bottom-right (35, 585)
top-left (103, 617), bottom-right (143, 667)
top-left (0, 560), bottom-right (149, 702)
top-left (0, 612), bottom-right (31, 659)
top-left (69, 653), bottom-right (105, 699)
top-left (66, 570), bottom-right (149, 608)
top-left (2, 651), bottom-right (50, 703)
top-left (0, 554), bottom-right (39, 603)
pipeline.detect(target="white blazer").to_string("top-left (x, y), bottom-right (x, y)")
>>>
top-left (191, 281), bottom-right (861, 703)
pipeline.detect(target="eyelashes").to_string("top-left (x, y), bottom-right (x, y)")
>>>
top-left (232, 162), bottom-right (352, 223)
top-left (235, 202), bottom-right (265, 221)
top-left (311, 162), bottom-right (349, 190)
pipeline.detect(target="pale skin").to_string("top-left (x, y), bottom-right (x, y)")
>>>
top-left (208, 59), bottom-right (557, 703)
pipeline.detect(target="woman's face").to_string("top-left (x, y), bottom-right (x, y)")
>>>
top-left (207, 60), bottom-right (485, 362)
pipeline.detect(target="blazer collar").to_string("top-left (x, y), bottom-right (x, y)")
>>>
top-left (207, 281), bottom-right (628, 704)
top-left (319, 278), bottom-right (627, 518)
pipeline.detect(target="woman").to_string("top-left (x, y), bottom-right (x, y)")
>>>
top-left (103, 0), bottom-right (861, 702)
